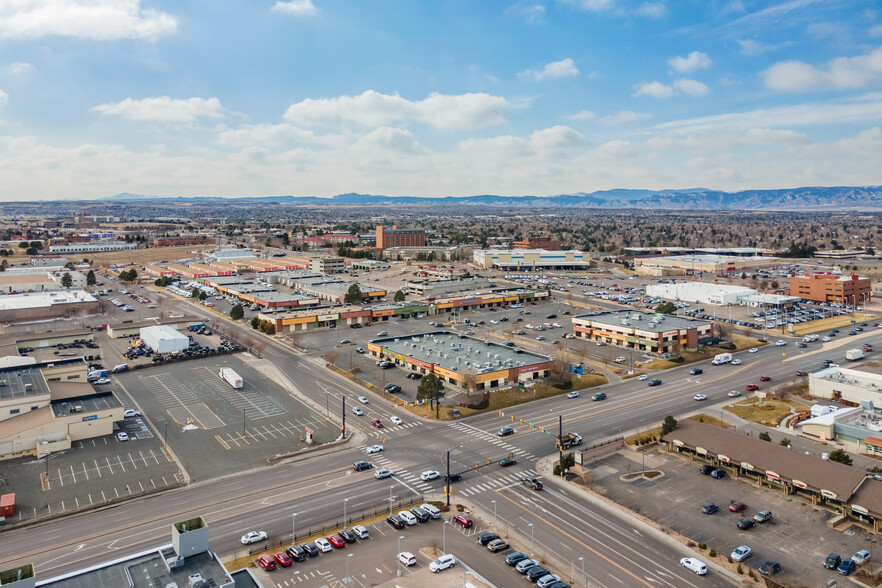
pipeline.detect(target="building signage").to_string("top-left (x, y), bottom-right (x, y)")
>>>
top-left (821, 489), bottom-right (838, 500)
top-left (793, 480), bottom-right (807, 489)
top-left (766, 471), bottom-right (780, 480)
top-left (696, 446), bottom-right (707, 455)
top-left (82, 415), bottom-right (97, 421)
top-left (318, 314), bottom-right (337, 321)
top-left (741, 462), bottom-right (754, 471)
top-left (718, 455), bottom-right (730, 463)
top-left (672, 439), bottom-right (684, 447)
top-left (852, 505), bottom-right (869, 515)
top-left (411, 358), bottom-right (433, 370)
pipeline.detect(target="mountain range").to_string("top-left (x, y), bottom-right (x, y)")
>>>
top-left (104, 186), bottom-right (882, 210)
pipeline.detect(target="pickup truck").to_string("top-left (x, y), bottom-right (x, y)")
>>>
top-left (523, 477), bottom-right (543, 490)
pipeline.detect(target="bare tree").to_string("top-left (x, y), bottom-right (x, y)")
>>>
top-left (241, 336), bottom-right (254, 353)
top-left (323, 350), bottom-right (339, 366)
top-left (252, 340), bottom-right (267, 359)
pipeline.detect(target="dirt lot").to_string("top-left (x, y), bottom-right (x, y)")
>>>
top-left (89, 245), bottom-right (214, 267)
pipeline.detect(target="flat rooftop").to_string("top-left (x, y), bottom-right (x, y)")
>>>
top-left (37, 546), bottom-right (231, 588)
top-left (371, 331), bottom-right (550, 375)
top-left (574, 310), bottom-right (710, 333)
top-left (643, 254), bottom-right (776, 264)
top-left (252, 291), bottom-right (316, 303)
top-left (51, 392), bottom-right (122, 417)
top-left (0, 290), bottom-right (97, 310)
top-left (0, 365), bottom-right (49, 400)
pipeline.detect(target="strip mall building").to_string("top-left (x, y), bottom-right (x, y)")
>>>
top-left (572, 311), bottom-right (713, 353)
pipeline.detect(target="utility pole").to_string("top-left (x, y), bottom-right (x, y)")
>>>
top-left (342, 396), bottom-right (346, 437)
top-left (558, 414), bottom-right (563, 466)
top-left (242, 408), bottom-right (246, 440)
top-left (446, 450), bottom-right (451, 507)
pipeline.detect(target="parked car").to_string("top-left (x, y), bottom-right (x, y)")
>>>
top-left (824, 553), bottom-right (842, 570)
top-left (315, 538), bottom-right (332, 552)
top-left (453, 513), bottom-right (473, 527)
top-left (526, 566), bottom-right (552, 582)
top-left (478, 532), bottom-right (500, 546)
top-left (301, 542), bottom-right (319, 557)
top-left (398, 552), bottom-right (417, 566)
top-left (699, 465), bottom-right (714, 475)
top-left (488, 538), bottom-right (509, 552)
top-left (710, 469), bottom-right (727, 479)
top-left (758, 561), bottom-right (781, 576)
top-left (729, 501), bottom-right (747, 512)
top-left (273, 552), bottom-right (292, 567)
top-left (737, 518), bottom-right (756, 530)
top-left (429, 554), bottom-right (456, 572)
top-left (506, 552), bottom-right (529, 566)
top-left (754, 510), bottom-right (772, 523)
top-left (285, 544), bottom-right (306, 561)
top-left (327, 534), bottom-right (345, 548)
top-left (516, 558), bottom-right (539, 573)
top-left (731, 545), bottom-right (752, 562)
top-left (386, 514), bottom-right (405, 529)
top-left (256, 554), bottom-right (276, 571)
top-left (701, 503), bottom-right (719, 515)
top-left (852, 549), bottom-right (872, 564)
top-left (838, 559), bottom-right (857, 575)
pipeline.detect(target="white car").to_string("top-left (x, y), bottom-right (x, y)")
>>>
top-left (352, 407), bottom-right (364, 416)
top-left (731, 545), bottom-right (752, 562)
top-left (748, 348), bottom-right (759, 353)
top-left (420, 470), bottom-right (440, 481)
top-left (822, 336), bottom-right (832, 342)
top-left (680, 557), bottom-right (707, 575)
top-left (775, 340), bottom-right (787, 346)
top-left (358, 396), bottom-right (369, 404)
top-left (240, 531), bottom-right (267, 545)
top-left (429, 554), bottom-right (456, 572)
top-left (116, 432), bottom-right (129, 442)
top-left (398, 552), bottom-right (417, 566)
top-left (728, 390), bottom-right (741, 397)
top-left (566, 391), bottom-right (580, 399)
top-left (315, 538), bottom-right (332, 552)
top-left (731, 359), bottom-right (742, 365)
top-left (694, 394), bottom-right (707, 401)
top-left (94, 378), bottom-right (111, 385)
top-left (123, 409), bottom-right (140, 418)
top-left (637, 374), bottom-right (648, 381)
top-left (375, 468), bottom-right (393, 479)
top-left (366, 444), bottom-right (384, 454)
top-left (390, 416), bottom-right (403, 425)
top-left (852, 549), bottom-right (872, 564)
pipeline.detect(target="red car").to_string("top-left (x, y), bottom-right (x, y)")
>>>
top-left (453, 513), bottom-right (473, 528)
top-left (327, 534), bottom-right (345, 548)
top-left (729, 501), bottom-right (747, 512)
top-left (746, 384), bottom-right (759, 391)
top-left (256, 554), bottom-right (276, 571)
top-left (371, 418), bottom-right (384, 428)
top-left (476, 320), bottom-right (485, 325)
top-left (759, 376), bottom-right (771, 382)
top-left (273, 552), bottom-right (292, 567)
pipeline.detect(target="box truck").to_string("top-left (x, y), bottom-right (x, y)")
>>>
top-left (711, 353), bottom-right (732, 365)
top-left (219, 367), bottom-right (244, 389)
top-left (846, 349), bottom-right (865, 361)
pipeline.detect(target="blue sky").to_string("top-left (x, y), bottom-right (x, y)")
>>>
top-left (0, 0), bottom-right (881, 200)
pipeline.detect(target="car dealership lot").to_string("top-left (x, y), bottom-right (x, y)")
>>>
top-left (589, 450), bottom-right (876, 584)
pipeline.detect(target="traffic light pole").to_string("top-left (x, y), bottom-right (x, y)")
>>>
top-left (446, 450), bottom-right (450, 507)
top-left (342, 397), bottom-right (346, 438)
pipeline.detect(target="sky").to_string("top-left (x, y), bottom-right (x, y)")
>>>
top-left (1, 0), bottom-right (882, 200)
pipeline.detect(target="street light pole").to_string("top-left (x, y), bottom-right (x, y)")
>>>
top-left (343, 498), bottom-right (348, 529)
top-left (492, 499), bottom-right (497, 530)
top-left (443, 518), bottom-right (447, 554)
top-left (346, 553), bottom-right (352, 583)
top-left (579, 556), bottom-right (584, 588)
top-left (397, 535), bottom-right (404, 576)
top-left (325, 391), bottom-right (329, 418)
top-left (529, 523), bottom-right (534, 556)
top-left (292, 512), bottom-right (297, 544)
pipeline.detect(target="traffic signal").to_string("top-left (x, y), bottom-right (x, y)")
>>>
top-left (509, 452), bottom-right (514, 458)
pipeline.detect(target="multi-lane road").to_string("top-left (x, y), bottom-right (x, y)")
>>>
top-left (2, 286), bottom-right (879, 587)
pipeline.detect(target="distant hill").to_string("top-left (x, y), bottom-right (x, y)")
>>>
top-left (103, 186), bottom-right (882, 210)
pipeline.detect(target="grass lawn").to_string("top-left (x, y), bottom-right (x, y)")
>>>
top-left (625, 414), bottom-right (729, 445)
top-left (724, 398), bottom-right (810, 427)
top-left (406, 374), bottom-right (607, 421)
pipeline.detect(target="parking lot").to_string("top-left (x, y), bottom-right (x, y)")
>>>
top-left (114, 355), bottom-right (341, 482)
top-left (588, 448), bottom-right (877, 585)
top-left (248, 511), bottom-right (553, 588)
top-left (0, 417), bottom-right (183, 524)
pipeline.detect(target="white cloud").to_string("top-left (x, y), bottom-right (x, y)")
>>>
top-left (673, 78), bottom-right (710, 96)
top-left (871, 25), bottom-right (882, 38)
top-left (506, 2), bottom-right (547, 24)
top-left (518, 58), bottom-right (580, 81)
top-left (668, 51), bottom-right (711, 73)
top-left (633, 81), bottom-right (674, 98)
top-left (216, 123), bottom-right (331, 148)
top-left (0, 89), bottom-right (8, 108)
top-left (564, 0), bottom-right (615, 12)
top-left (271, 0), bottom-right (318, 17)
top-left (7, 62), bottom-right (32, 75)
top-left (634, 2), bottom-right (666, 18)
top-left (529, 125), bottom-right (588, 154)
top-left (762, 46), bottom-right (882, 92)
top-left (653, 93), bottom-right (882, 134)
top-left (353, 127), bottom-right (426, 156)
top-left (282, 90), bottom-right (510, 131)
top-left (600, 110), bottom-right (653, 124)
top-left (737, 39), bottom-right (790, 56)
top-left (564, 110), bottom-right (596, 120)
top-left (92, 97), bottom-right (225, 123)
top-left (0, 0), bottom-right (177, 40)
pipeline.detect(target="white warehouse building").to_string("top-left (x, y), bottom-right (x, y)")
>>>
top-left (645, 282), bottom-right (757, 306)
top-left (809, 367), bottom-right (882, 405)
top-left (140, 325), bottom-right (188, 354)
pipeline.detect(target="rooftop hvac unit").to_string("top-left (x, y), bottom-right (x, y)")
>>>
top-left (393, 338), bottom-right (399, 343)
top-left (632, 313), bottom-right (642, 320)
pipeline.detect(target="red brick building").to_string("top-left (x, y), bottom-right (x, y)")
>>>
top-left (789, 273), bottom-right (871, 304)
top-left (376, 225), bottom-right (426, 250)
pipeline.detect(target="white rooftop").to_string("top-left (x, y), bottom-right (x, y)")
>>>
top-left (0, 289), bottom-right (97, 310)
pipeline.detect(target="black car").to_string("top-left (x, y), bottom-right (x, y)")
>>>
top-left (506, 551), bottom-right (529, 566)
top-left (301, 542), bottom-right (319, 557)
top-left (737, 518), bottom-right (756, 530)
top-left (796, 370), bottom-right (806, 376)
top-left (338, 529), bottom-right (357, 543)
top-left (689, 368), bottom-right (703, 375)
top-left (498, 426), bottom-right (514, 437)
top-left (699, 465), bottom-right (714, 475)
top-left (824, 553), bottom-right (841, 570)
top-left (546, 314), bottom-right (557, 319)
top-left (478, 532), bottom-right (500, 546)
top-left (499, 457), bottom-right (517, 467)
top-left (710, 469), bottom-right (727, 479)
top-left (526, 566), bottom-right (551, 582)
top-left (353, 461), bottom-right (373, 471)
top-left (759, 561), bottom-right (781, 576)
top-left (648, 379), bottom-right (662, 386)
top-left (592, 392), bottom-right (607, 401)
top-left (701, 503), bottom-right (719, 514)
top-left (387, 514), bottom-right (405, 529)
top-left (409, 507), bottom-right (430, 522)
top-left (445, 473), bottom-right (462, 483)
top-left (406, 373), bottom-right (422, 380)
top-left (286, 544), bottom-right (307, 561)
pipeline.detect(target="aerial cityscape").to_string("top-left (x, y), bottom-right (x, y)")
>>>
top-left (1, 2), bottom-right (882, 588)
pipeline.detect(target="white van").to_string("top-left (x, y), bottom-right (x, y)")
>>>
top-left (680, 557), bottom-right (707, 575)
top-left (420, 503), bottom-right (442, 519)
top-left (397, 510), bottom-right (417, 526)
top-left (429, 554), bottom-right (456, 572)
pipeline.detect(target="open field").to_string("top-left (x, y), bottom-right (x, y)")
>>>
top-left (791, 313), bottom-right (874, 336)
top-left (724, 398), bottom-right (810, 427)
top-left (90, 245), bottom-right (215, 267)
